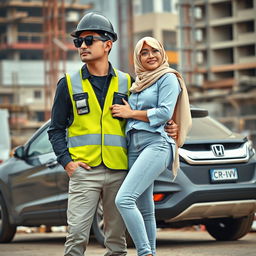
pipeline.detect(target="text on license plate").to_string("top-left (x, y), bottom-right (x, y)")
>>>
top-left (210, 168), bottom-right (238, 183)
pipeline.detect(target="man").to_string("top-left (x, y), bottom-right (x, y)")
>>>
top-left (48, 12), bottom-right (178, 256)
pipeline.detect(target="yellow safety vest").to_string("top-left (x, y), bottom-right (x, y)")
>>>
top-left (66, 68), bottom-right (131, 170)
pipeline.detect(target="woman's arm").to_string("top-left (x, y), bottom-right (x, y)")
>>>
top-left (147, 73), bottom-right (180, 127)
top-left (110, 73), bottom-right (180, 124)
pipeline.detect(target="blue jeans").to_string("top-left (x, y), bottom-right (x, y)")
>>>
top-left (115, 130), bottom-right (172, 256)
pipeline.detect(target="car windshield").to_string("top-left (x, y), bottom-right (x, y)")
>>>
top-left (27, 127), bottom-right (53, 157)
top-left (188, 116), bottom-right (233, 140)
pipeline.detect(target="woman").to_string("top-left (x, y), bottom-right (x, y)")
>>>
top-left (111, 37), bottom-right (191, 256)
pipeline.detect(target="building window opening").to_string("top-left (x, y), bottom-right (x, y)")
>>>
top-left (34, 90), bottom-right (42, 99)
top-left (163, 0), bottom-right (172, 12)
top-left (237, 0), bottom-right (253, 9)
top-left (162, 30), bottom-right (177, 50)
top-left (142, 0), bottom-right (153, 14)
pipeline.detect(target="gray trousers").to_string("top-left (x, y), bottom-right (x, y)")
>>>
top-left (64, 165), bottom-right (127, 256)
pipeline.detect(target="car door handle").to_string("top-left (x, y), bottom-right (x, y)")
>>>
top-left (45, 160), bottom-right (58, 168)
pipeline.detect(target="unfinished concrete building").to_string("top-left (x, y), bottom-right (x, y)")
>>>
top-left (0, 0), bottom-right (91, 145)
top-left (179, 0), bottom-right (256, 146)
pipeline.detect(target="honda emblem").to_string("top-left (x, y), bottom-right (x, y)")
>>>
top-left (211, 144), bottom-right (225, 157)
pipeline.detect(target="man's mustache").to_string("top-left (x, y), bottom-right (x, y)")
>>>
top-left (80, 50), bottom-right (91, 55)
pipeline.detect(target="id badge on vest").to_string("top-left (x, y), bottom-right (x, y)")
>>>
top-left (73, 92), bottom-right (90, 115)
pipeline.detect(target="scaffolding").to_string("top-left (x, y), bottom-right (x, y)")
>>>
top-left (43, 0), bottom-right (67, 120)
top-left (0, 0), bottom-right (92, 146)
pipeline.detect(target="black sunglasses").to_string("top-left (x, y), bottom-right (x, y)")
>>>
top-left (73, 35), bottom-right (108, 48)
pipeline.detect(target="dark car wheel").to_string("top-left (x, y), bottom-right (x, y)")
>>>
top-left (205, 214), bottom-right (254, 241)
top-left (91, 200), bottom-right (134, 248)
top-left (0, 195), bottom-right (17, 243)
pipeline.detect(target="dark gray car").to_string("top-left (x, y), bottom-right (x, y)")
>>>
top-left (0, 108), bottom-right (256, 245)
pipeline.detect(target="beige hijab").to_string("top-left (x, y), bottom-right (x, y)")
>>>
top-left (131, 37), bottom-right (192, 177)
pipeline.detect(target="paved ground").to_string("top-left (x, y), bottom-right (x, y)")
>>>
top-left (0, 229), bottom-right (255, 256)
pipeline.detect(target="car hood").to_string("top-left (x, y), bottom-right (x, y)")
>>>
top-left (184, 116), bottom-right (247, 144)
top-left (185, 132), bottom-right (246, 144)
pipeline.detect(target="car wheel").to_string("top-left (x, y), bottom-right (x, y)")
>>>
top-left (205, 214), bottom-right (254, 241)
top-left (0, 195), bottom-right (17, 243)
top-left (91, 199), bottom-right (135, 248)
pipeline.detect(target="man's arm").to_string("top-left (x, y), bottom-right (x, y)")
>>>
top-left (47, 77), bottom-right (73, 168)
top-left (165, 120), bottom-right (178, 140)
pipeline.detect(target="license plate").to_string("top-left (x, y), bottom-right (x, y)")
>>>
top-left (210, 168), bottom-right (238, 183)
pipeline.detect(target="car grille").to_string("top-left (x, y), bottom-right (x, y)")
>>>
top-left (179, 141), bottom-right (249, 165)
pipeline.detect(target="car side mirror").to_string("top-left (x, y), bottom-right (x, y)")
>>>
top-left (191, 108), bottom-right (209, 118)
top-left (14, 146), bottom-right (26, 159)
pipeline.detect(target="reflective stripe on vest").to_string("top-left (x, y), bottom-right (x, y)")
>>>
top-left (68, 134), bottom-right (101, 148)
top-left (68, 133), bottom-right (126, 149)
top-left (104, 134), bottom-right (127, 148)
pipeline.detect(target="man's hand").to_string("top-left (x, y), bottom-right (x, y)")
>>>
top-left (65, 161), bottom-right (91, 177)
top-left (165, 120), bottom-right (178, 140)
top-left (110, 99), bottom-right (133, 119)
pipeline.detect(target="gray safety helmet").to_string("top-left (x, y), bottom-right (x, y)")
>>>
top-left (71, 12), bottom-right (117, 42)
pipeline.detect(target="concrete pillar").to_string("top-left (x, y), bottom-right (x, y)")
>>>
top-left (206, 1), bottom-right (214, 81)
top-left (232, 0), bottom-right (239, 81)
top-left (7, 9), bottom-right (18, 44)
top-left (154, 0), bottom-right (162, 13)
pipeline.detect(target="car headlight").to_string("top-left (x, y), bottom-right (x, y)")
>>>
top-left (247, 139), bottom-right (256, 159)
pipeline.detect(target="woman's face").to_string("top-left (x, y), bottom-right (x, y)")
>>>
top-left (139, 43), bottom-right (162, 71)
